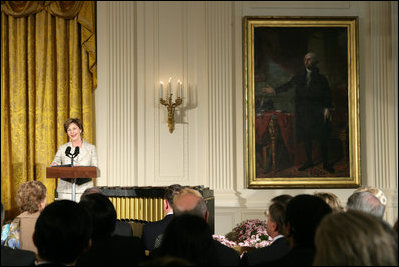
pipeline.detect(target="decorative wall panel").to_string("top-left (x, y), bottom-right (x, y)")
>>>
top-left (206, 2), bottom-right (235, 190)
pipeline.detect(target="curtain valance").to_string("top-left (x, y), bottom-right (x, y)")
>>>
top-left (2, 1), bottom-right (82, 19)
top-left (1, 1), bottom-right (97, 88)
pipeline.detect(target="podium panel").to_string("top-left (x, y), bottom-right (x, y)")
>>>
top-left (46, 166), bottom-right (100, 179)
top-left (46, 166), bottom-right (100, 202)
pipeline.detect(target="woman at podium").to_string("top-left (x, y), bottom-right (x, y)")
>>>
top-left (51, 118), bottom-right (98, 202)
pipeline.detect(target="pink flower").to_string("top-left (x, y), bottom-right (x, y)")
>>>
top-left (213, 219), bottom-right (273, 250)
top-left (212, 234), bottom-right (237, 248)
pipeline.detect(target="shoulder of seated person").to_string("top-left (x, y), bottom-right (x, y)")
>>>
top-left (144, 219), bottom-right (165, 227)
top-left (111, 235), bottom-right (142, 243)
top-left (17, 211), bottom-right (40, 218)
top-left (212, 240), bottom-right (239, 253)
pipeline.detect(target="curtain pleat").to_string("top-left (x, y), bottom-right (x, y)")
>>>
top-left (1, 1), bottom-right (96, 219)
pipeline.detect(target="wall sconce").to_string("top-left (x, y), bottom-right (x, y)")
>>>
top-left (159, 78), bottom-right (183, 133)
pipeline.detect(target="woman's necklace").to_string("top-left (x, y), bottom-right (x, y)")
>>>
top-left (71, 139), bottom-right (83, 148)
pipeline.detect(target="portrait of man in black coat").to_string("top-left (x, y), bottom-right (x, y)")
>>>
top-left (264, 52), bottom-right (334, 173)
top-left (248, 19), bottom-right (357, 186)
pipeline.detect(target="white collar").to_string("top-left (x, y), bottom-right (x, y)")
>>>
top-left (272, 234), bottom-right (285, 242)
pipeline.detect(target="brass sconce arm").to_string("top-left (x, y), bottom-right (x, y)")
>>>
top-left (160, 94), bottom-right (183, 133)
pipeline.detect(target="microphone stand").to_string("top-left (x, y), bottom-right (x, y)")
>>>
top-left (66, 151), bottom-right (79, 201)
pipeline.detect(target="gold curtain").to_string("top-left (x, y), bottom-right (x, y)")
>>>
top-left (1, 1), bottom-right (97, 219)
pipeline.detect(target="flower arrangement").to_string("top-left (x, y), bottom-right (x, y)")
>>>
top-left (213, 219), bottom-right (272, 250)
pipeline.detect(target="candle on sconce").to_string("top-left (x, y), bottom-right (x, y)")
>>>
top-left (159, 77), bottom-right (184, 134)
top-left (160, 81), bottom-right (164, 99)
top-left (168, 77), bottom-right (172, 96)
top-left (177, 80), bottom-right (182, 98)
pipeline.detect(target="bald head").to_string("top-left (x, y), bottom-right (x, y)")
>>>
top-left (347, 191), bottom-right (385, 218)
top-left (173, 188), bottom-right (208, 220)
top-left (354, 186), bottom-right (387, 206)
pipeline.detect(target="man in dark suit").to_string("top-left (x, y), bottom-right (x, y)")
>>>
top-left (241, 201), bottom-right (291, 266)
top-left (81, 187), bottom-right (134, 237)
top-left (141, 184), bottom-right (183, 251)
top-left (261, 194), bottom-right (332, 266)
top-left (264, 52), bottom-right (334, 173)
top-left (33, 200), bottom-right (93, 266)
top-left (77, 193), bottom-right (146, 266)
top-left (1, 202), bottom-right (36, 266)
top-left (158, 188), bottom-right (240, 266)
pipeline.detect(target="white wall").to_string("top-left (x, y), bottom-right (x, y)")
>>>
top-left (95, 1), bottom-right (398, 234)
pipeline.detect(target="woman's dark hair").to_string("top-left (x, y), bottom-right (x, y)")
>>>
top-left (79, 193), bottom-right (116, 239)
top-left (164, 184), bottom-right (183, 208)
top-left (34, 200), bottom-right (92, 264)
top-left (158, 214), bottom-right (214, 265)
top-left (285, 194), bottom-right (332, 246)
top-left (64, 118), bottom-right (83, 134)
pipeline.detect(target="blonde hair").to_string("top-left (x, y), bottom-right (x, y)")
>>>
top-left (314, 192), bottom-right (344, 213)
top-left (314, 210), bottom-right (398, 266)
top-left (173, 188), bottom-right (207, 218)
top-left (16, 181), bottom-right (47, 213)
top-left (175, 188), bottom-right (202, 199)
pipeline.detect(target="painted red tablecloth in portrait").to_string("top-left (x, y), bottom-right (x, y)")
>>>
top-left (255, 111), bottom-right (296, 171)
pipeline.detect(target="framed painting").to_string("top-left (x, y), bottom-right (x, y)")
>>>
top-left (244, 16), bottom-right (360, 188)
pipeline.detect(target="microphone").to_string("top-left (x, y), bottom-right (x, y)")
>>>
top-left (65, 146), bottom-right (72, 156)
top-left (73, 146), bottom-right (80, 157)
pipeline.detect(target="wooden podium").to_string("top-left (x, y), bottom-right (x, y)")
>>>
top-left (46, 166), bottom-right (100, 201)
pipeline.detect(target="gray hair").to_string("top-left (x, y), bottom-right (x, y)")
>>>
top-left (174, 198), bottom-right (208, 219)
top-left (188, 199), bottom-right (207, 218)
top-left (347, 191), bottom-right (385, 218)
top-left (305, 52), bottom-right (319, 64)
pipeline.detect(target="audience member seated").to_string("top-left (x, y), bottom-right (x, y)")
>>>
top-left (354, 186), bottom-right (387, 207)
top-left (1, 181), bottom-right (47, 253)
top-left (33, 200), bottom-right (93, 266)
top-left (313, 210), bottom-right (398, 266)
top-left (241, 200), bottom-right (291, 266)
top-left (155, 214), bottom-right (217, 265)
top-left (152, 188), bottom-right (240, 266)
top-left (1, 202), bottom-right (36, 266)
top-left (173, 188), bottom-right (209, 218)
top-left (139, 254), bottom-right (194, 266)
top-left (261, 194), bottom-right (332, 266)
top-left (142, 184), bottom-right (183, 251)
top-left (313, 191), bottom-right (344, 213)
top-left (347, 191), bottom-right (385, 219)
top-left (77, 193), bottom-right (146, 266)
top-left (81, 187), bottom-right (133, 237)
top-left (270, 194), bottom-right (293, 206)
top-left (269, 194), bottom-right (293, 237)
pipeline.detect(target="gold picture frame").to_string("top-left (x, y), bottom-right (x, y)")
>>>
top-left (244, 17), bottom-right (360, 188)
